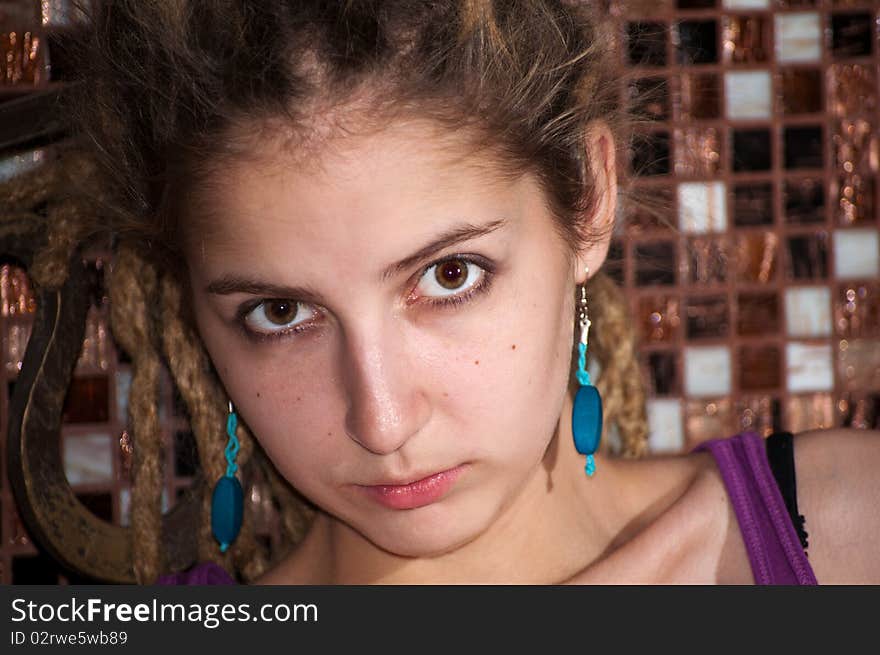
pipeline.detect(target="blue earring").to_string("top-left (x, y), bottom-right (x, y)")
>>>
top-left (571, 272), bottom-right (603, 477)
top-left (211, 401), bottom-right (243, 552)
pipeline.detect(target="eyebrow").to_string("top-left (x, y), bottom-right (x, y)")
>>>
top-left (379, 218), bottom-right (507, 281)
top-left (205, 218), bottom-right (508, 298)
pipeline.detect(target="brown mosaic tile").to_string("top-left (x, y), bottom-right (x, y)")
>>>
top-left (738, 292), bottom-right (781, 336)
top-left (637, 295), bottom-right (681, 343)
top-left (837, 338), bottom-right (880, 391)
top-left (723, 14), bottom-right (770, 65)
top-left (739, 345), bottom-right (782, 391)
top-left (674, 127), bottom-right (722, 177)
top-left (734, 232), bottom-right (779, 284)
top-left (836, 283), bottom-right (880, 339)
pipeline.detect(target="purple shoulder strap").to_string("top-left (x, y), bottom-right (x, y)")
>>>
top-left (694, 431), bottom-right (818, 585)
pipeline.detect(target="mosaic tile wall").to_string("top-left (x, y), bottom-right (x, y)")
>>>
top-left (1, 0), bottom-right (879, 582)
top-left (608, 0), bottom-right (880, 454)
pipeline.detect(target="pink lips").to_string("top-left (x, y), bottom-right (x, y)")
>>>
top-left (357, 465), bottom-right (466, 510)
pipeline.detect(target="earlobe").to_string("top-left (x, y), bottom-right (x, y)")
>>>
top-left (573, 123), bottom-right (618, 285)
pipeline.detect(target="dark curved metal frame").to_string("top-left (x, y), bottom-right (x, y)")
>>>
top-left (3, 219), bottom-right (201, 583)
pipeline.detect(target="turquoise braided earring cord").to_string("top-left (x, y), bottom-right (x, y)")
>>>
top-left (224, 410), bottom-right (240, 478)
top-left (577, 341), bottom-right (596, 477)
top-left (211, 404), bottom-right (244, 553)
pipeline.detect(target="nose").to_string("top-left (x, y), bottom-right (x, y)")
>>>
top-left (340, 324), bottom-right (431, 456)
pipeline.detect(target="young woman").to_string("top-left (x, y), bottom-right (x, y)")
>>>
top-left (74, 1), bottom-right (879, 585)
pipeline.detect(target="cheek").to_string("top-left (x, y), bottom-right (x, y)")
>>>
top-left (420, 270), bottom-right (574, 466)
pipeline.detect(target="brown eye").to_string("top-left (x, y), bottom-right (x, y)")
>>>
top-left (435, 259), bottom-right (468, 290)
top-left (243, 298), bottom-right (318, 337)
top-left (264, 299), bottom-right (298, 325)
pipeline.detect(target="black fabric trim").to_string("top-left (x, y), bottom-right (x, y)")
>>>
top-left (765, 431), bottom-right (810, 553)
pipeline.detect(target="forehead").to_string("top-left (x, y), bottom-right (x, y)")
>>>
top-left (184, 118), bottom-right (542, 264)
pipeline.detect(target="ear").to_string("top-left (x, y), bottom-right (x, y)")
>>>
top-left (573, 122), bottom-right (617, 286)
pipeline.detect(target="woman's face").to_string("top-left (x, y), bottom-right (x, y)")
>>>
top-left (186, 119), bottom-right (596, 558)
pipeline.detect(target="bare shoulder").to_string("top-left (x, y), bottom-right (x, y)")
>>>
top-left (793, 428), bottom-right (880, 583)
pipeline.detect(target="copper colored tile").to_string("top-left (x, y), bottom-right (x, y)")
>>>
top-left (615, 0), bottom-right (674, 17)
top-left (686, 236), bottom-right (729, 285)
top-left (677, 73), bottom-right (721, 120)
top-left (739, 345), bottom-right (782, 391)
top-left (828, 64), bottom-right (877, 118)
top-left (677, 0), bottom-right (715, 7)
top-left (786, 393), bottom-right (834, 433)
top-left (723, 14), bottom-right (769, 64)
top-left (836, 283), bottom-right (880, 339)
top-left (676, 20), bottom-right (718, 66)
top-left (604, 240), bottom-right (625, 286)
top-left (777, 0), bottom-right (817, 6)
top-left (631, 130), bottom-right (671, 177)
top-left (9, 506), bottom-right (30, 546)
top-left (674, 127), bottom-right (722, 177)
top-left (0, 31), bottom-right (46, 86)
top-left (62, 375), bottom-right (110, 424)
top-left (784, 178), bottom-right (825, 224)
top-left (3, 321), bottom-right (33, 376)
top-left (732, 128), bottom-right (772, 172)
top-left (831, 13), bottom-right (873, 59)
top-left (832, 118), bottom-right (878, 225)
top-left (837, 338), bottom-right (880, 391)
top-left (644, 351), bottom-right (679, 395)
top-left (837, 392), bottom-right (880, 430)
top-left (627, 21), bottom-right (668, 67)
top-left (738, 292), bottom-right (780, 336)
top-left (76, 493), bottom-right (114, 523)
top-left (736, 395), bottom-right (782, 437)
top-left (626, 187), bottom-right (674, 235)
top-left (785, 232), bottom-right (829, 280)
top-left (734, 232), bottom-right (778, 284)
top-left (635, 240), bottom-right (677, 286)
top-left (781, 69), bottom-right (822, 115)
top-left (686, 398), bottom-right (734, 449)
top-left (732, 182), bottom-right (774, 227)
top-left (0, 265), bottom-right (37, 317)
top-left (76, 307), bottom-right (111, 371)
top-left (833, 119), bottom-right (877, 174)
top-left (685, 295), bottom-right (730, 339)
top-left (784, 125), bottom-right (824, 170)
top-left (637, 295), bottom-right (681, 343)
top-left (630, 76), bottom-right (670, 121)
top-left (832, 173), bottom-right (876, 226)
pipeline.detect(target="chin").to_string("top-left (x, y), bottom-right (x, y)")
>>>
top-left (354, 498), bottom-right (490, 559)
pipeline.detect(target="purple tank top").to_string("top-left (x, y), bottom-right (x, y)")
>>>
top-left (158, 431), bottom-right (818, 585)
top-left (156, 561), bottom-right (236, 585)
top-left (695, 431), bottom-right (818, 585)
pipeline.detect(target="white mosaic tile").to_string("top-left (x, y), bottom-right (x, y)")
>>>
top-left (0, 149), bottom-right (46, 183)
top-left (785, 287), bottom-right (832, 337)
top-left (647, 399), bottom-right (684, 453)
top-left (725, 71), bottom-right (772, 120)
top-left (64, 433), bottom-right (113, 485)
top-left (775, 13), bottom-right (821, 64)
top-left (119, 488), bottom-right (169, 527)
top-left (116, 368), bottom-right (132, 423)
top-left (834, 229), bottom-right (880, 279)
top-left (723, 0), bottom-right (769, 7)
top-left (786, 342), bottom-right (834, 392)
top-left (685, 346), bottom-right (732, 397)
top-left (41, 0), bottom-right (88, 26)
top-left (678, 182), bottom-right (727, 234)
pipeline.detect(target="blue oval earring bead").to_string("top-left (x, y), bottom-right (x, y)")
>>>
top-left (572, 277), bottom-right (603, 477)
top-left (211, 402), bottom-right (243, 552)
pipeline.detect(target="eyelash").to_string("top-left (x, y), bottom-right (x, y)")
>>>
top-left (235, 254), bottom-right (496, 343)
